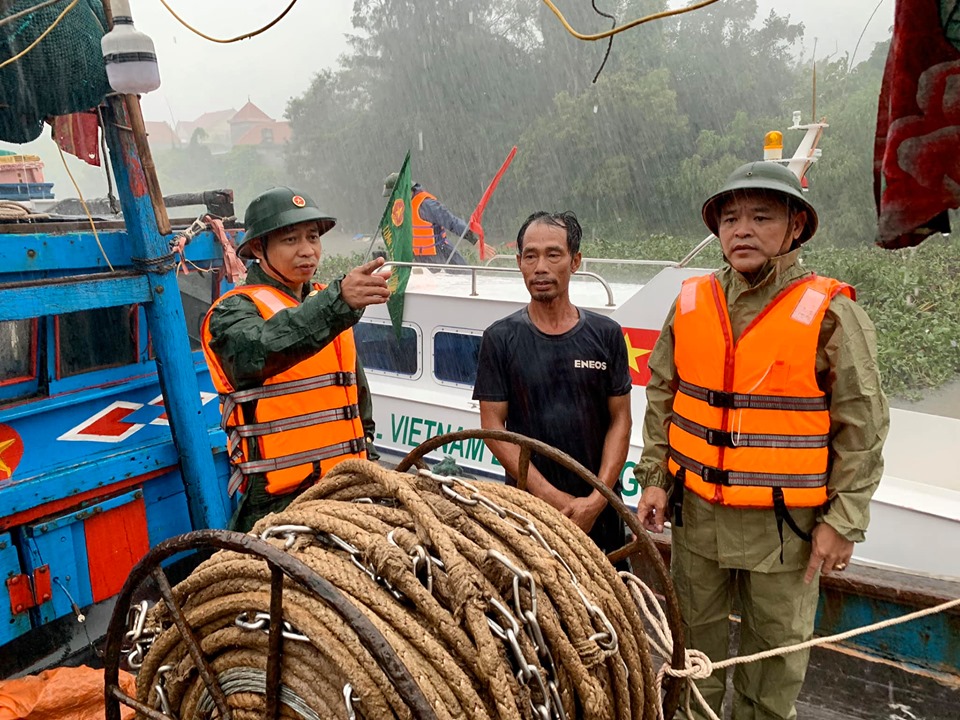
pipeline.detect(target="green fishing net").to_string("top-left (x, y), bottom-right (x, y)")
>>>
top-left (0, 0), bottom-right (111, 143)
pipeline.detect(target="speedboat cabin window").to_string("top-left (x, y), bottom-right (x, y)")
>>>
top-left (354, 320), bottom-right (421, 377)
top-left (177, 271), bottom-right (220, 351)
top-left (433, 329), bottom-right (482, 387)
top-left (57, 305), bottom-right (138, 377)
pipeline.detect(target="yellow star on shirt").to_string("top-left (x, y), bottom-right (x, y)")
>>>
top-left (0, 437), bottom-right (15, 479)
top-left (624, 331), bottom-right (651, 373)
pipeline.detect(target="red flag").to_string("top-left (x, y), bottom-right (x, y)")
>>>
top-left (52, 111), bottom-right (101, 166)
top-left (622, 327), bottom-right (660, 386)
top-left (469, 146), bottom-right (517, 260)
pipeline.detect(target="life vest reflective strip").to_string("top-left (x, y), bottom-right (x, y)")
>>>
top-left (412, 190), bottom-right (441, 256)
top-left (200, 283), bottom-right (366, 496)
top-left (668, 273), bottom-right (854, 509)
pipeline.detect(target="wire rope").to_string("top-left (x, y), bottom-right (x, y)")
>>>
top-left (157, 0), bottom-right (300, 44)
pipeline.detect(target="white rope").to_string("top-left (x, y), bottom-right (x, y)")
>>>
top-left (621, 571), bottom-right (960, 720)
top-left (0, 200), bottom-right (50, 221)
top-left (0, 201), bottom-right (30, 219)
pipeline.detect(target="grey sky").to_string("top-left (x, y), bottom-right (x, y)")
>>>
top-left (136, 0), bottom-right (894, 124)
top-left (3, 0), bottom-right (894, 197)
top-left (136, 0), bottom-right (354, 123)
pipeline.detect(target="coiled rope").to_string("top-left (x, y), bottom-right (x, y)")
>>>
top-left (132, 460), bottom-right (668, 719)
top-left (0, 200), bottom-right (47, 220)
top-left (110, 450), bottom-right (957, 720)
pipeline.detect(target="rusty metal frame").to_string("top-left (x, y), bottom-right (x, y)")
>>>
top-left (102, 529), bottom-right (439, 720)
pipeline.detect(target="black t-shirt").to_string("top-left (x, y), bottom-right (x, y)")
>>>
top-left (473, 307), bottom-right (631, 552)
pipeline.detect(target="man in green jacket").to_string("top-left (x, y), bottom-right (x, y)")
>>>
top-left (635, 162), bottom-right (889, 720)
top-left (204, 186), bottom-right (390, 532)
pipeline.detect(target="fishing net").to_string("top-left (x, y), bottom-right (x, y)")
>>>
top-left (0, 0), bottom-right (111, 143)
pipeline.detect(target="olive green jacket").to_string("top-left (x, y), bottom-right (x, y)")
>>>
top-left (634, 249), bottom-right (889, 571)
top-left (206, 262), bottom-right (379, 459)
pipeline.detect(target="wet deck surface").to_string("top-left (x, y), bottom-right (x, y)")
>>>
top-left (795, 642), bottom-right (959, 720)
top-left (670, 635), bottom-right (960, 720)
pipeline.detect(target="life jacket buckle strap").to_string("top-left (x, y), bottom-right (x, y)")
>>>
top-left (700, 466), bottom-right (731, 486)
top-left (670, 468), bottom-right (686, 528)
top-left (348, 437), bottom-right (365, 454)
top-left (705, 429), bottom-right (735, 447)
top-left (707, 389), bottom-right (736, 408)
top-left (343, 404), bottom-right (360, 420)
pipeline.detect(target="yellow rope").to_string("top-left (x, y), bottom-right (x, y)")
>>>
top-left (157, 0), bottom-right (300, 43)
top-left (57, 143), bottom-right (115, 272)
top-left (540, 0), bottom-right (723, 41)
top-left (0, 0), bottom-right (78, 70)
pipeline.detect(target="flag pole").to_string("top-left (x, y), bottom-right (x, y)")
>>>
top-left (378, 151), bottom-right (414, 338)
top-left (360, 229), bottom-right (382, 265)
top-left (443, 226), bottom-right (471, 266)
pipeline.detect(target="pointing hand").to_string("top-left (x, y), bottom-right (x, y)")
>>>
top-left (341, 257), bottom-right (392, 310)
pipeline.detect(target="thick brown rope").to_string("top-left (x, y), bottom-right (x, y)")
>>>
top-left (135, 460), bottom-right (666, 719)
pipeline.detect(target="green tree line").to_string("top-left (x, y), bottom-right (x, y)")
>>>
top-left (154, 0), bottom-right (959, 398)
top-left (283, 0), bottom-right (855, 240)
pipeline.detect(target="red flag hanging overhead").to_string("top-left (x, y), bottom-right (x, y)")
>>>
top-left (52, 111), bottom-right (101, 167)
top-left (469, 146), bottom-right (517, 261)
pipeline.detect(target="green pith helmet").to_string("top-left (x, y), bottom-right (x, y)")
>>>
top-left (382, 172), bottom-right (399, 198)
top-left (238, 186), bottom-right (336, 259)
top-left (701, 161), bottom-right (819, 244)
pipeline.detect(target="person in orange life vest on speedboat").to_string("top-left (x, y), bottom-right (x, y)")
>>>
top-left (634, 162), bottom-right (889, 720)
top-left (201, 186), bottom-right (390, 533)
top-left (382, 172), bottom-right (479, 265)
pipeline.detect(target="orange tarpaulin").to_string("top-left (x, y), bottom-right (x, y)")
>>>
top-left (0, 665), bottom-right (136, 720)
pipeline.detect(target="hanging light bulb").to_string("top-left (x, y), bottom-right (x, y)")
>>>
top-left (101, 0), bottom-right (161, 94)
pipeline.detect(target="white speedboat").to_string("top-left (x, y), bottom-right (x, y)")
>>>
top-left (358, 120), bottom-right (960, 582)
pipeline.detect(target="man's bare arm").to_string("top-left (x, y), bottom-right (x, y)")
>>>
top-left (566, 393), bottom-right (632, 532)
top-left (478, 400), bottom-right (575, 513)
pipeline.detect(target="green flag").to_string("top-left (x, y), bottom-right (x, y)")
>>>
top-left (379, 151), bottom-right (413, 338)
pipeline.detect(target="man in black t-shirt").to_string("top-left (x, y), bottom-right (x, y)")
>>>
top-left (472, 211), bottom-right (632, 555)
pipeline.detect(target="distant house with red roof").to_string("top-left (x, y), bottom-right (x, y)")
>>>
top-left (150, 101), bottom-right (291, 155)
top-left (229, 101), bottom-right (292, 148)
top-left (175, 108), bottom-right (236, 152)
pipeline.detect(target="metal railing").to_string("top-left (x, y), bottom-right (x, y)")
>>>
top-left (481, 233), bottom-right (718, 273)
top-left (381, 261), bottom-right (617, 307)
top-left (676, 235), bottom-right (718, 268)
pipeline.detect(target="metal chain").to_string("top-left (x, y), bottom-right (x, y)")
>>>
top-left (487, 598), bottom-right (555, 719)
top-left (255, 475), bottom-right (617, 719)
top-left (234, 610), bottom-right (310, 642)
top-left (260, 524), bottom-right (317, 549)
top-left (386, 528), bottom-right (445, 595)
top-left (122, 599), bottom-right (160, 670)
top-left (343, 683), bottom-right (361, 720)
top-left (422, 470), bottom-right (599, 719)
top-left (425, 470), bottom-right (620, 655)
top-left (153, 664), bottom-right (176, 718)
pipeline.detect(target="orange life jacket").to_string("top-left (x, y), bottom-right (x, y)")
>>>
top-left (201, 283), bottom-right (366, 497)
top-left (412, 190), bottom-right (441, 256)
top-left (668, 273), bottom-right (854, 512)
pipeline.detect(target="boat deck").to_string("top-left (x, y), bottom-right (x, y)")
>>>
top-left (796, 641), bottom-right (960, 720)
top-left (683, 638), bottom-right (960, 720)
